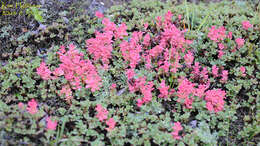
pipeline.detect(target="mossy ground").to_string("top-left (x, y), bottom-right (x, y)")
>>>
top-left (0, 0), bottom-right (259, 145)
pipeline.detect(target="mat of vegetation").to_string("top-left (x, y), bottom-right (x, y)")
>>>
top-left (0, 0), bottom-right (259, 145)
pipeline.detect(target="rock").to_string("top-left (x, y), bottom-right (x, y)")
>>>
top-left (38, 23), bottom-right (47, 31)
top-left (62, 17), bottom-right (69, 24)
top-left (189, 120), bottom-right (197, 128)
top-left (86, 0), bottom-right (107, 18)
top-left (58, 0), bottom-right (72, 3)
top-left (116, 88), bottom-right (126, 96)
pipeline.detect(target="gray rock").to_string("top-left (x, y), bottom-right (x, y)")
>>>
top-left (62, 17), bottom-right (69, 24)
top-left (58, 0), bottom-right (72, 3)
top-left (116, 88), bottom-right (126, 96)
top-left (38, 23), bottom-right (47, 31)
top-left (87, 0), bottom-right (107, 17)
top-left (189, 120), bottom-right (197, 128)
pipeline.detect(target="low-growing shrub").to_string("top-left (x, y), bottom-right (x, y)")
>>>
top-left (0, 0), bottom-right (259, 145)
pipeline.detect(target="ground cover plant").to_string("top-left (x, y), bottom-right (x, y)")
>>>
top-left (0, 0), bottom-right (259, 145)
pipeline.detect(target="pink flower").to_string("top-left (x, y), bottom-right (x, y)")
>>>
top-left (46, 117), bottom-right (57, 130)
top-left (201, 67), bottom-right (209, 82)
top-left (68, 43), bottom-right (76, 50)
top-left (53, 67), bottom-right (64, 76)
top-left (184, 50), bottom-right (194, 67)
top-left (57, 44), bottom-right (102, 92)
top-left (144, 22), bottom-right (148, 30)
top-left (194, 84), bottom-right (208, 98)
top-left (126, 69), bottom-right (135, 80)
top-left (59, 85), bottom-right (73, 102)
top-left (110, 83), bottom-right (117, 90)
top-left (59, 45), bottom-right (66, 53)
top-left (95, 104), bottom-right (108, 122)
top-left (156, 16), bottom-right (162, 28)
top-left (102, 18), bottom-right (117, 32)
top-left (36, 62), bottom-right (52, 80)
top-left (221, 70), bottom-right (228, 83)
top-left (240, 66), bottom-right (246, 76)
top-left (137, 98), bottom-right (144, 107)
top-left (115, 23), bottom-right (128, 40)
top-left (95, 11), bottom-right (104, 18)
top-left (95, 104), bottom-right (103, 112)
top-left (184, 98), bottom-right (194, 109)
top-left (171, 122), bottom-right (183, 140)
top-left (178, 14), bottom-right (182, 21)
top-left (158, 80), bottom-right (169, 98)
top-left (140, 81), bottom-right (154, 104)
top-left (18, 102), bottom-right (24, 109)
top-left (143, 33), bottom-right (150, 47)
top-left (208, 26), bottom-right (226, 42)
top-left (192, 62), bottom-right (201, 77)
top-left (120, 32), bottom-right (143, 69)
top-left (218, 43), bottom-right (225, 50)
top-left (27, 99), bottom-right (38, 115)
top-left (105, 118), bottom-right (116, 132)
top-left (177, 78), bottom-right (195, 109)
top-left (131, 77), bottom-right (154, 107)
top-left (218, 50), bottom-right (224, 59)
top-left (242, 21), bottom-right (252, 30)
top-left (235, 38), bottom-right (245, 49)
top-left (164, 10), bottom-right (173, 27)
top-left (86, 31), bottom-right (113, 68)
top-left (205, 89), bottom-right (226, 112)
top-left (85, 73), bottom-right (102, 92)
top-left (212, 65), bottom-right (219, 77)
top-left (227, 32), bottom-right (232, 39)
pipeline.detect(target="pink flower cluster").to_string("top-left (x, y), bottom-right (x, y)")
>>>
top-left (36, 62), bottom-right (53, 80)
top-left (124, 11), bottom-right (191, 76)
top-left (158, 80), bottom-right (170, 98)
top-left (184, 50), bottom-right (194, 68)
top-left (211, 65), bottom-right (229, 83)
top-left (220, 70), bottom-right (228, 83)
top-left (235, 38), bottom-right (245, 49)
top-left (242, 21), bottom-right (252, 30)
top-left (191, 62), bottom-right (210, 84)
top-left (86, 31), bottom-right (113, 70)
top-left (95, 104), bottom-right (109, 122)
top-left (87, 14), bottom-right (127, 70)
top-left (240, 66), bottom-right (246, 77)
top-left (171, 122), bottom-right (183, 140)
top-left (58, 84), bottom-right (73, 102)
top-left (207, 26), bottom-right (228, 59)
top-left (95, 104), bottom-right (116, 131)
top-left (120, 31), bottom-right (143, 69)
top-left (57, 44), bottom-right (102, 92)
top-left (126, 74), bottom-right (154, 107)
top-left (19, 100), bottom-right (58, 130)
top-left (161, 11), bottom-right (192, 51)
top-left (142, 33), bottom-right (151, 47)
top-left (95, 11), bottom-right (104, 18)
top-left (208, 26), bottom-right (226, 43)
top-left (176, 78), bottom-right (195, 109)
top-left (102, 18), bottom-right (128, 40)
top-left (205, 89), bottom-right (226, 112)
top-left (176, 76), bottom-right (229, 111)
top-left (105, 118), bottom-right (116, 132)
top-left (27, 99), bottom-right (38, 114)
top-left (218, 43), bottom-right (225, 58)
top-left (36, 44), bottom-right (102, 103)
top-left (136, 77), bottom-right (154, 107)
top-left (46, 117), bottom-right (57, 130)
top-left (110, 83), bottom-right (117, 90)
top-left (212, 65), bottom-right (219, 77)
top-left (18, 102), bottom-right (24, 109)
